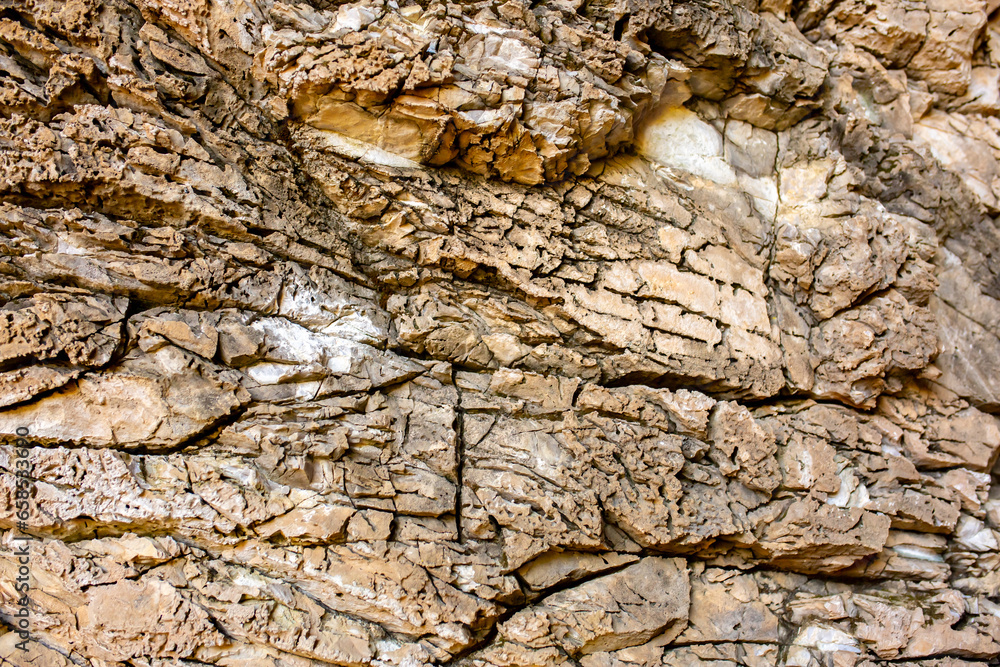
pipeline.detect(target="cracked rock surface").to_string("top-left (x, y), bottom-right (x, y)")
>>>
top-left (3, 0), bottom-right (1000, 665)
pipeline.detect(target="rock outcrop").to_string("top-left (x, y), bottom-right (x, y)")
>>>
top-left (3, 0), bottom-right (1000, 665)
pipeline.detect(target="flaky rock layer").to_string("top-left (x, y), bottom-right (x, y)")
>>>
top-left (3, 0), bottom-right (1000, 665)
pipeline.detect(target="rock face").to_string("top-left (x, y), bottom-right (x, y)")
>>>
top-left (3, 0), bottom-right (1000, 665)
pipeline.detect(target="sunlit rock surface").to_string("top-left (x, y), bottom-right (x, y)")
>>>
top-left (3, 0), bottom-right (1000, 665)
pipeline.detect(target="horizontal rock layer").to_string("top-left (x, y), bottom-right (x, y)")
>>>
top-left (2, 0), bottom-right (1000, 665)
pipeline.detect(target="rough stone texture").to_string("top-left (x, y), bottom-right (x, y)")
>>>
top-left (2, 0), bottom-right (1000, 665)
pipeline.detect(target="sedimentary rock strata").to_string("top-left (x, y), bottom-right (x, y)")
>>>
top-left (3, 0), bottom-right (1000, 665)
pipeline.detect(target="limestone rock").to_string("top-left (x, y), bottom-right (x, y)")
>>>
top-left (498, 557), bottom-right (690, 656)
top-left (2, 0), bottom-right (1000, 664)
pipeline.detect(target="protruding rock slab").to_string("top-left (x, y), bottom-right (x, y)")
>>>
top-left (499, 557), bottom-right (690, 656)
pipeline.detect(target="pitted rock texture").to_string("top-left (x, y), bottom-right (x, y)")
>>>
top-left (3, 0), bottom-right (1000, 666)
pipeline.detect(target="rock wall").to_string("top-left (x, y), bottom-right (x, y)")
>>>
top-left (2, 0), bottom-right (1000, 665)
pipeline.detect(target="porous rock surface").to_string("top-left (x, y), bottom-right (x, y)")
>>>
top-left (2, 0), bottom-right (1000, 665)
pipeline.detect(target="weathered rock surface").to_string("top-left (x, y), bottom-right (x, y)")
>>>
top-left (3, 0), bottom-right (1000, 665)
